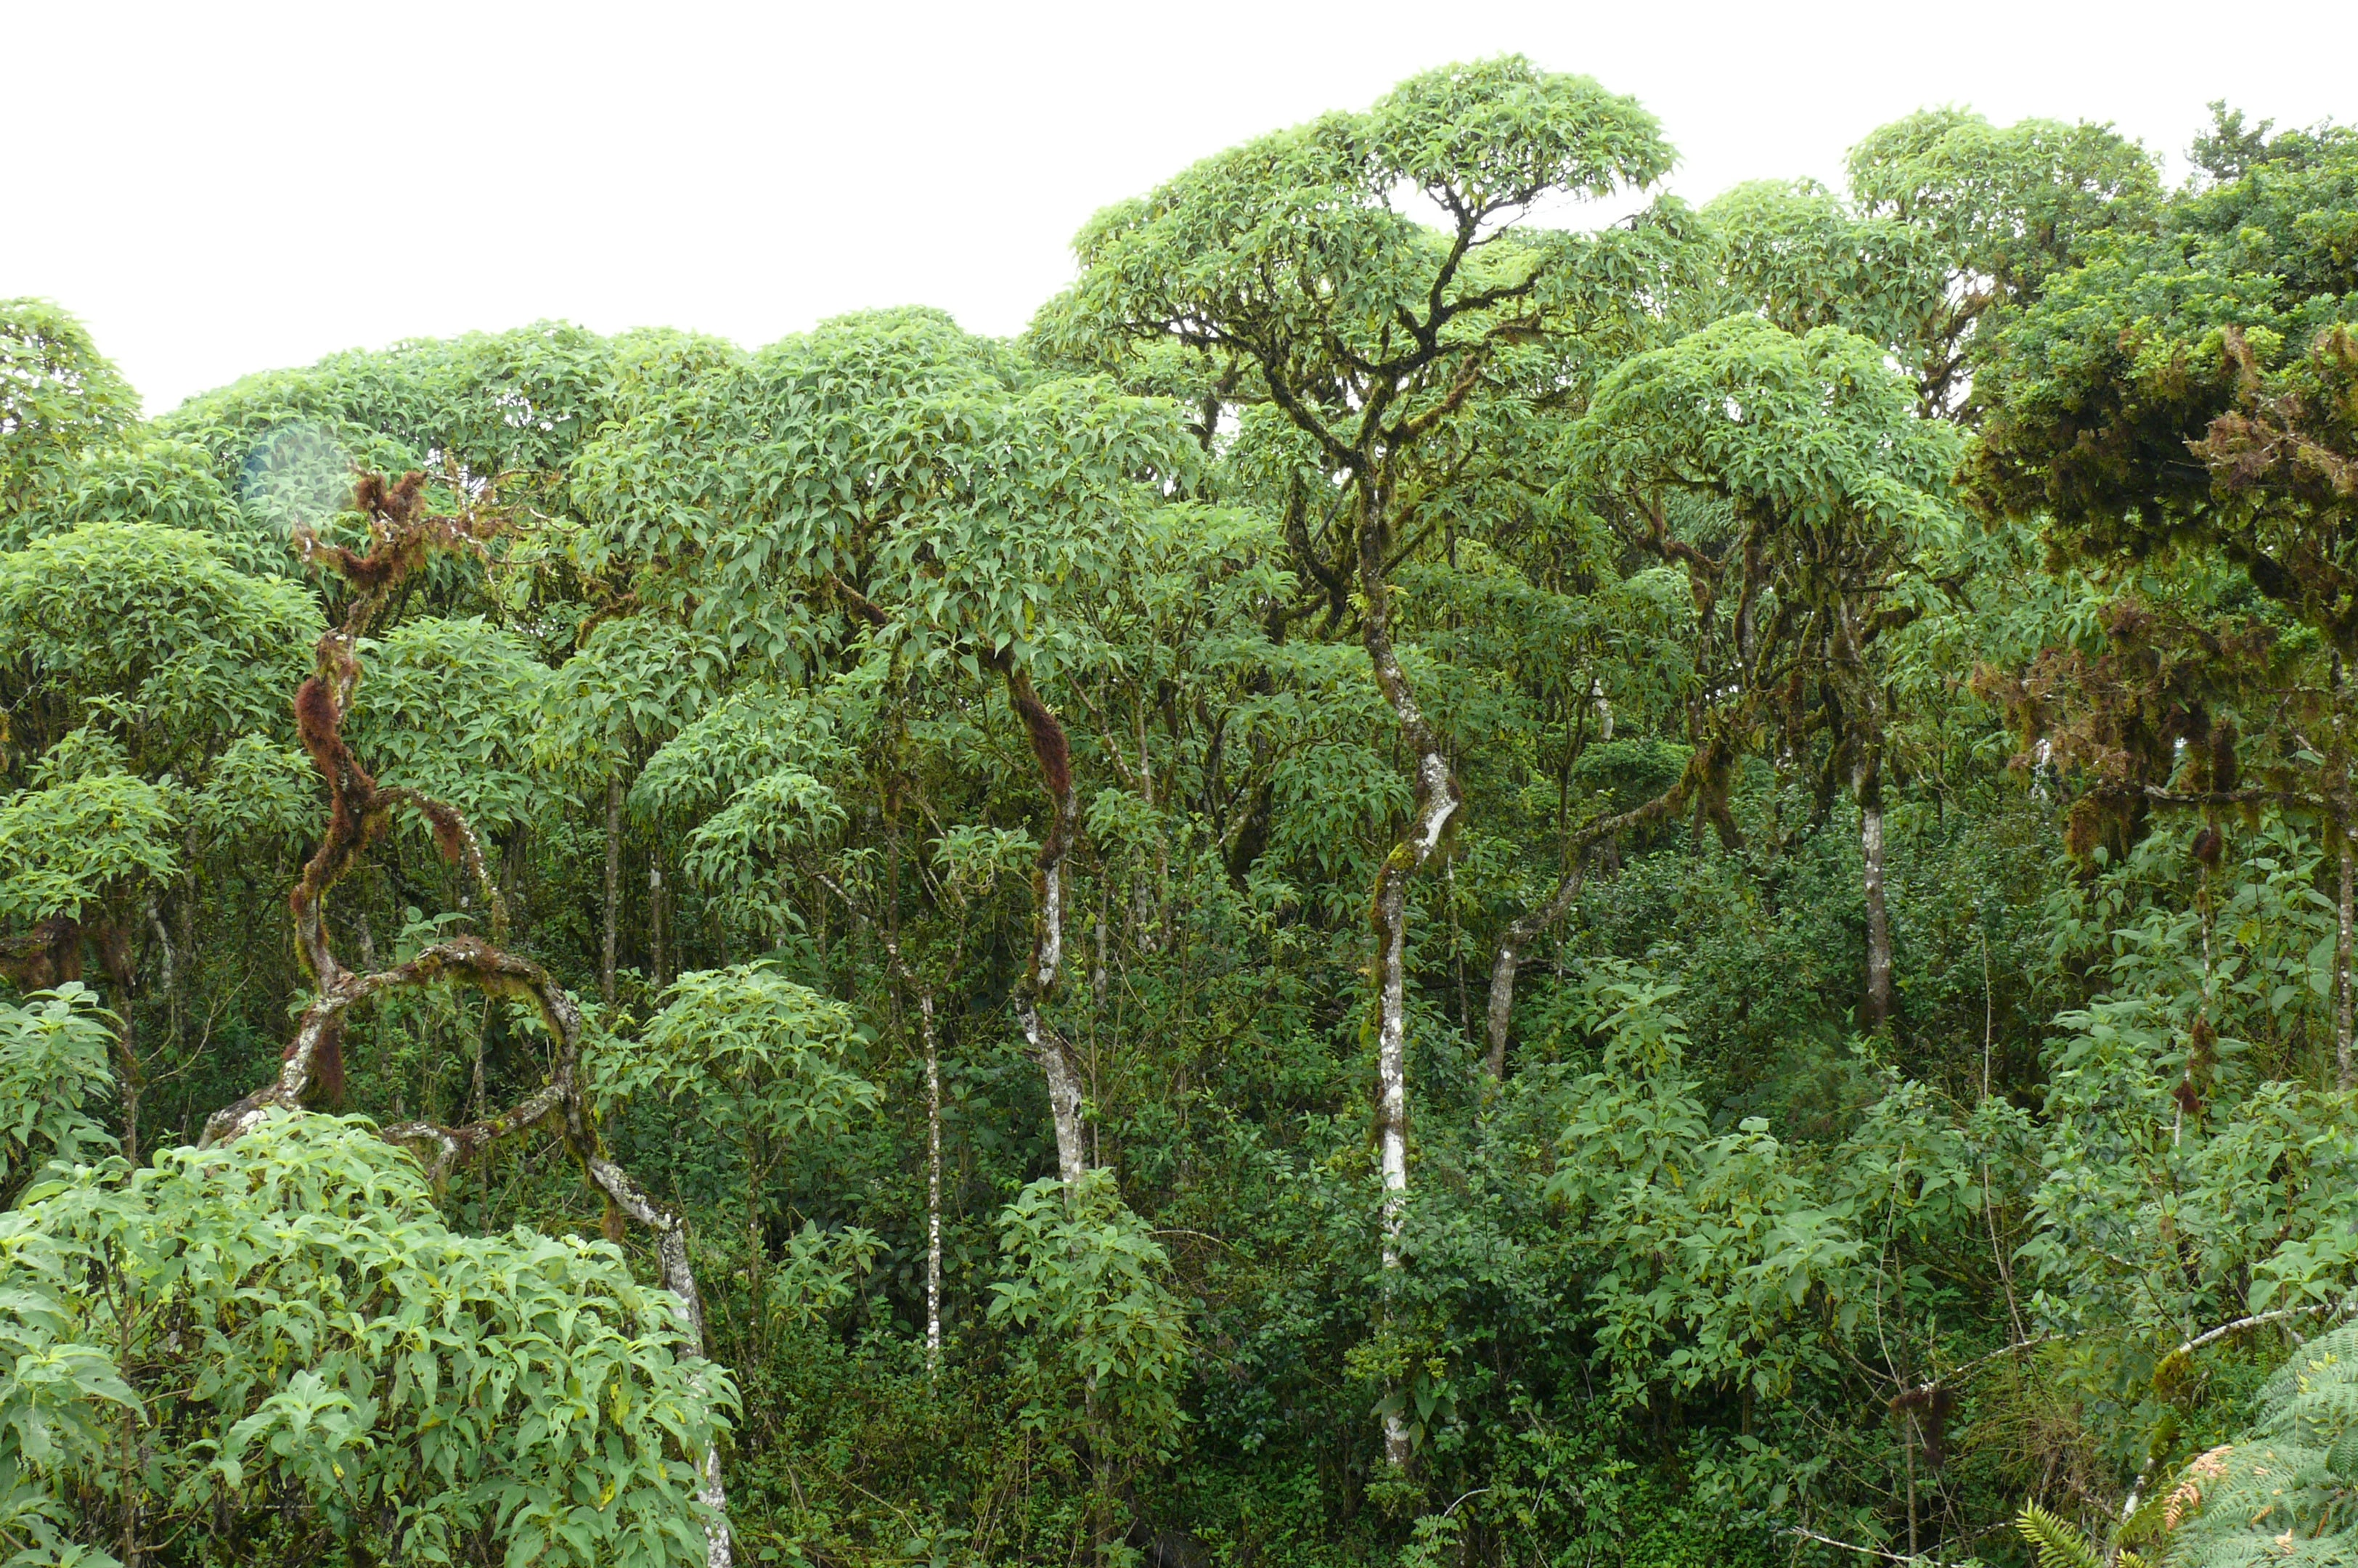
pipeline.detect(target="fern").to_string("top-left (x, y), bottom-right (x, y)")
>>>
top-left (2016, 1503), bottom-right (2147, 1568)
top-left (2162, 1320), bottom-right (2358, 1564)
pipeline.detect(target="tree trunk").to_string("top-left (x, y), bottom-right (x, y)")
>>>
top-left (1859, 754), bottom-right (1892, 1029)
top-left (1030, 916), bottom-right (1089, 1191)
top-left (1485, 868), bottom-right (1583, 1082)
top-left (878, 786), bottom-right (943, 1379)
top-left (1482, 759), bottom-right (1708, 1081)
top-left (602, 774), bottom-right (622, 1006)
top-left (2338, 832), bottom-right (2354, 1092)
top-left (149, 906), bottom-right (179, 1053)
top-left (95, 921), bottom-right (141, 1164)
top-left (921, 984), bottom-right (943, 1378)
top-left (996, 659), bottom-right (1090, 1191)
top-left (876, 912), bottom-right (946, 1382)
top-left (650, 853), bottom-right (667, 991)
top-left (1355, 513), bottom-right (1461, 1471)
top-left (743, 1124), bottom-right (767, 1352)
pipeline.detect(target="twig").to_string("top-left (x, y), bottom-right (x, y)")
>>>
top-left (1438, 1487), bottom-right (1489, 1520)
top-left (1895, 1333), bottom-right (2054, 1401)
top-left (1784, 1525), bottom-right (1922, 1563)
top-left (2168, 1295), bottom-right (2353, 1361)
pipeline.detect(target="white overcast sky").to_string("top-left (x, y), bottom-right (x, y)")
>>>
top-left (9, 0), bottom-right (2352, 415)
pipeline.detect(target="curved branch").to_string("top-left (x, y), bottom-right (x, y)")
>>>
top-left (381, 1080), bottom-right (566, 1184)
top-left (201, 472), bottom-right (734, 1568)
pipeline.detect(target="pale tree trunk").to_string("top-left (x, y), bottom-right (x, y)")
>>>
top-left (1835, 597), bottom-right (1894, 1032)
top-left (874, 927), bottom-right (946, 1381)
top-left (1357, 516), bottom-right (1461, 1471)
top-left (878, 793), bottom-right (945, 1379)
top-left (921, 984), bottom-right (943, 1377)
top-left (2338, 831), bottom-right (2354, 1092)
top-left (1027, 854), bottom-right (1089, 1190)
top-left (1858, 751), bottom-right (1893, 1029)
top-left (602, 773), bottom-right (623, 1005)
top-left (149, 902), bottom-right (179, 1053)
top-left (1485, 870), bottom-right (1583, 1082)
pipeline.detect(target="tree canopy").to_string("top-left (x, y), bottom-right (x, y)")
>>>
top-left (6, 69), bottom-right (2358, 1568)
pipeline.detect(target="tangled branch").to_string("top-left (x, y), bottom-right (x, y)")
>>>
top-left (196, 471), bottom-right (733, 1566)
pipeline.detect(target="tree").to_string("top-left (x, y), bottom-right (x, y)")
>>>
top-left (0, 769), bottom-right (178, 1159)
top-left (1973, 109), bottom-right (2358, 1067)
top-left (1039, 60), bottom-right (1686, 1461)
top-left (2, 1112), bottom-right (733, 1568)
top-left (1682, 112), bottom-right (2155, 1034)
top-left (538, 618), bottom-right (724, 1003)
top-left (574, 308), bottom-right (1194, 1193)
top-left (196, 471), bottom-right (742, 1567)
top-left (1979, 589), bottom-right (2358, 1087)
top-left (988, 1170), bottom-right (1187, 1556)
top-left (0, 983), bottom-right (115, 1206)
top-left (0, 300), bottom-right (139, 543)
top-left (1840, 110), bottom-right (2160, 415)
top-left (598, 961), bottom-right (881, 1353)
top-left (1568, 314), bottom-right (1964, 1029)
top-left (7, 88), bottom-right (2357, 1568)
top-left (1973, 110), bottom-right (2357, 634)
top-left (0, 520), bottom-right (321, 1151)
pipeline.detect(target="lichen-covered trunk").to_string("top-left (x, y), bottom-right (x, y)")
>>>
top-left (997, 659), bottom-right (1090, 1191)
top-left (1032, 977), bottom-right (1089, 1187)
top-left (922, 984), bottom-right (944, 1377)
top-left (1859, 754), bottom-right (1891, 1029)
top-left (1022, 834), bottom-right (1088, 1189)
top-left (650, 854), bottom-right (667, 991)
top-left (1371, 862), bottom-right (1417, 1472)
top-left (878, 792), bottom-right (945, 1379)
top-left (1362, 726), bottom-right (1455, 1246)
top-left (1483, 941), bottom-right (1521, 1084)
top-left (152, 897), bottom-right (181, 1052)
top-left (1484, 867), bottom-right (1583, 1082)
top-left (1358, 503), bottom-right (1459, 1471)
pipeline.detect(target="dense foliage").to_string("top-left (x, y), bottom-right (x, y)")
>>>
top-left (4, 61), bottom-right (2356, 1568)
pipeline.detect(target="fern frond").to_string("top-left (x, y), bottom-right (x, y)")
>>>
top-left (2016, 1503), bottom-right (2108, 1568)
